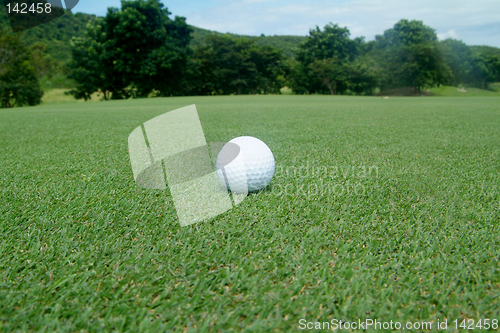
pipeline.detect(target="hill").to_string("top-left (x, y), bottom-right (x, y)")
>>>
top-left (190, 26), bottom-right (305, 57)
top-left (7, 10), bottom-right (499, 64)
top-left (1, 10), bottom-right (305, 61)
top-left (0, 10), bottom-right (96, 61)
top-left (470, 45), bottom-right (500, 58)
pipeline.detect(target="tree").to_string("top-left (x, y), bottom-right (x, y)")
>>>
top-left (439, 39), bottom-right (500, 90)
top-left (109, 0), bottom-right (192, 97)
top-left (404, 42), bottom-right (450, 94)
top-left (376, 19), bottom-right (437, 48)
top-left (346, 58), bottom-right (379, 95)
top-left (440, 39), bottom-right (473, 87)
top-left (286, 59), bottom-right (312, 95)
top-left (0, 26), bottom-right (43, 108)
top-left (68, 19), bottom-right (131, 100)
top-left (373, 19), bottom-right (449, 94)
top-left (468, 53), bottom-right (500, 90)
top-left (29, 42), bottom-right (60, 80)
top-left (295, 24), bottom-right (362, 64)
top-left (288, 23), bottom-right (363, 94)
top-left (190, 35), bottom-right (285, 95)
top-left (68, 0), bottom-right (192, 100)
top-left (308, 58), bottom-right (346, 95)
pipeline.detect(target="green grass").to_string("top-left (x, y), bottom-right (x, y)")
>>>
top-left (1, 96), bottom-right (499, 332)
top-left (490, 82), bottom-right (500, 93)
top-left (279, 87), bottom-right (293, 95)
top-left (430, 85), bottom-right (500, 97)
top-left (39, 74), bottom-right (78, 92)
top-left (41, 89), bottom-right (105, 104)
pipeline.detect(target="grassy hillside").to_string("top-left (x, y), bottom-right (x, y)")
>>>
top-left (1, 10), bottom-right (304, 61)
top-left (3, 8), bottom-right (496, 64)
top-left (490, 82), bottom-right (500, 92)
top-left (0, 10), bottom-right (96, 61)
top-left (41, 88), bottom-right (101, 103)
top-left (470, 45), bottom-right (500, 58)
top-left (254, 35), bottom-right (305, 58)
top-left (430, 85), bottom-right (500, 97)
top-left (190, 25), bottom-right (305, 57)
top-left (1, 96), bottom-right (499, 331)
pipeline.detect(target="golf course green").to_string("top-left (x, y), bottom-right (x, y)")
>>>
top-left (1, 95), bottom-right (499, 331)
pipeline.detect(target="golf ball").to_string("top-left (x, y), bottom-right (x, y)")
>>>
top-left (216, 136), bottom-right (275, 193)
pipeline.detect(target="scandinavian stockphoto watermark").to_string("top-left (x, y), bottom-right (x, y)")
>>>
top-left (271, 163), bottom-right (380, 198)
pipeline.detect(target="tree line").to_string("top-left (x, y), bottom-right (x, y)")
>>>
top-left (1, 0), bottom-right (500, 107)
top-left (288, 20), bottom-right (500, 96)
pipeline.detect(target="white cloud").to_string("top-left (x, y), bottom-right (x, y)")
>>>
top-left (267, 4), bottom-right (320, 15)
top-left (437, 29), bottom-right (460, 41)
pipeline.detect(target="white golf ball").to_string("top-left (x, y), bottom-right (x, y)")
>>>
top-left (216, 136), bottom-right (275, 193)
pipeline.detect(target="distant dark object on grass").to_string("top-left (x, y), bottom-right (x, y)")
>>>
top-left (376, 87), bottom-right (432, 97)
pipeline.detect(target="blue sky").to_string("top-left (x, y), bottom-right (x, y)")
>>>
top-left (72, 0), bottom-right (500, 47)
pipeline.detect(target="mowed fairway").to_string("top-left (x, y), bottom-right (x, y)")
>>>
top-left (1, 95), bottom-right (499, 332)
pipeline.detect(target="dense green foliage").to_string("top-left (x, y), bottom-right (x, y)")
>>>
top-left (440, 39), bottom-right (500, 90)
top-left (370, 20), bottom-right (499, 92)
top-left (288, 23), bottom-right (377, 95)
top-left (0, 10), bottom-right (303, 62)
top-left (371, 20), bottom-right (449, 94)
top-left (189, 25), bottom-right (238, 48)
top-left (0, 10), bottom-right (94, 91)
top-left (254, 35), bottom-right (305, 58)
top-left (0, 10), bottom-right (95, 61)
top-left (189, 35), bottom-right (285, 95)
top-left (471, 45), bottom-right (500, 59)
top-left (0, 25), bottom-right (43, 107)
top-left (288, 19), bottom-right (500, 95)
top-left (190, 26), bottom-right (305, 58)
top-left (1, 96), bottom-right (499, 330)
top-left (68, 0), bottom-right (192, 99)
top-left (439, 39), bottom-right (475, 87)
top-left (67, 3), bottom-right (287, 98)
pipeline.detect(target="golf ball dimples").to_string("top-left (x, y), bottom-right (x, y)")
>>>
top-left (216, 136), bottom-right (275, 193)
